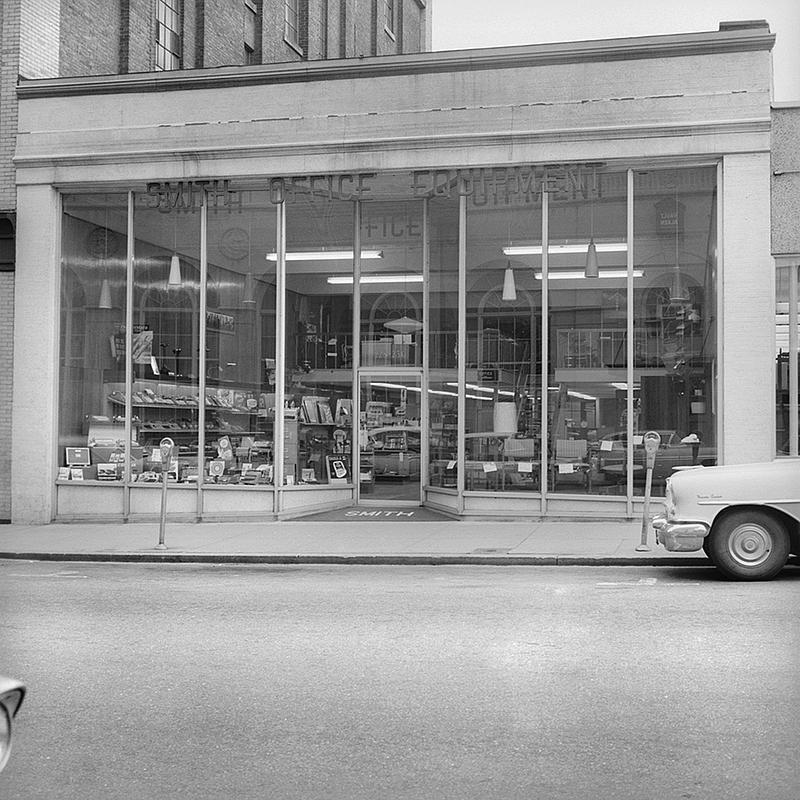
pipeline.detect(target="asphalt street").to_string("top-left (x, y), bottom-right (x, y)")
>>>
top-left (1, 561), bottom-right (798, 800)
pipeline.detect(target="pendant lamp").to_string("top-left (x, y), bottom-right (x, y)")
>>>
top-left (584, 239), bottom-right (599, 278)
top-left (243, 272), bottom-right (256, 305)
top-left (98, 277), bottom-right (112, 309)
top-left (168, 253), bottom-right (182, 286)
top-left (585, 167), bottom-right (599, 278)
top-left (502, 261), bottom-right (517, 301)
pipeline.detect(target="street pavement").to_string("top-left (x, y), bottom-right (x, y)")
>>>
top-left (0, 508), bottom-right (708, 565)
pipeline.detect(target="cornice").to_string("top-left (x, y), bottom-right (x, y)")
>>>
top-left (14, 118), bottom-right (771, 173)
top-left (17, 26), bottom-right (775, 99)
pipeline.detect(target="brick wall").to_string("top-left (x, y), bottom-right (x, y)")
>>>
top-left (126, 0), bottom-right (156, 72)
top-left (1, 0), bottom-right (21, 211)
top-left (201, 0), bottom-right (243, 67)
top-left (59, 0), bottom-right (121, 76)
top-left (19, 0), bottom-right (60, 78)
top-left (402, 0), bottom-right (426, 54)
top-left (0, 271), bottom-right (13, 520)
top-left (262, 0), bottom-right (304, 63)
top-left (1, 2), bottom-right (20, 519)
top-left (351, 0), bottom-right (370, 57)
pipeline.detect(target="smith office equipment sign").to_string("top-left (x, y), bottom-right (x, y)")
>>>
top-left (143, 165), bottom-right (626, 213)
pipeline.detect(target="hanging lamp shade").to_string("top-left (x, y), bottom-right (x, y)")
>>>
top-left (383, 315), bottom-right (423, 334)
top-left (502, 263), bottom-right (517, 301)
top-left (98, 278), bottom-right (112, 309)
top-left (242, 272), bottom-right (256, 305)
top-left (584, 239), bottom-right (599, 278)
top-left (168, 253), bottom-right (182, 286)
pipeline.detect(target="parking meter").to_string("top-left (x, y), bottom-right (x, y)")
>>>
top-left (643, 430), bottom-right (661, 469)
top-left (636, 431), bottom-right (662, 551)
top-left (156, 437), bottom-right (174, 550)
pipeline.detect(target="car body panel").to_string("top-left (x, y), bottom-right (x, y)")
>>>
top-left (653, 459), bottom-right (800, 552)
top-left (598, 429), bottom-right (716, 483)
top-left (369, 427), bottom-right (421, 479)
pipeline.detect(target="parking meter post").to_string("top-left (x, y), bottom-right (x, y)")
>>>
top-left (156, 437), bottom-right (174, 550)
top-left (636, 431), bottom-right (662, 552)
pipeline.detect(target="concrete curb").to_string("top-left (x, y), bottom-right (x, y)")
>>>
top-left (0, 551), bottom-right (711, 567)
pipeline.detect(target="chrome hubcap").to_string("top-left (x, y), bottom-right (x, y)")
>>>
top-left (729, 523), bottom-right (772, 567)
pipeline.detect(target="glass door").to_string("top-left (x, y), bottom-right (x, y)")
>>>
top-left (358, 371), bottom-right (423, 504)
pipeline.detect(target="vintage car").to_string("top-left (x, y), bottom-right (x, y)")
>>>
top-left (652, 459), bottom-right (800, 580)
top-left (368, 426), bottom-right (421, 479)
top-left (598, 430), bottom-right (716, 484)
top-left (0, 675), bottom-right (25, 772)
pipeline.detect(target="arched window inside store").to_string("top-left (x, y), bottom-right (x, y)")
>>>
top-left (138, 282), bottom-right (198, 380)
top-left (367, 292), bottom-right (422, 367)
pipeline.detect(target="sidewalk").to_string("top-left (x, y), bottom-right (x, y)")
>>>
top-left (0, 511), bottom-right (708, 566)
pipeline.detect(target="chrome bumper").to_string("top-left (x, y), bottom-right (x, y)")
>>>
top-left (652, 515), bottom-right (709, 552)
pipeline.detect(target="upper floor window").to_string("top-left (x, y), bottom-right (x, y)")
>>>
top-left (244, 0), bottom-right (258, 65)
top-left (284, 0), bottom-right (302, 53)
top-left (383, 0), bottom-right (396, 35)
top-left (0, 217), bottom-right (14, 272)
top-left (155, 0), bottom-right (182, 71)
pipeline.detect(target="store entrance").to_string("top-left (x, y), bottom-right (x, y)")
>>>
top-left (358, 371), bottom-right (423, 504)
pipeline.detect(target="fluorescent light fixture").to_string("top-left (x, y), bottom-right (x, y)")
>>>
top-left (568, 390), bottom-right (597, 401)
top-left (534, 269), bottom-right (643, 280)
top-left (445, 382), bottom-right (515, 397)
top-left (327, 274), bottom-right (424, 285)
top-left (610, 382), bottom-right (640, 391)
top-left (266, 249), bottom-right (383, 261)
top-left (504, 242), bottom-right (628, 256)
top-left (371, 382), bottom-right (421, 392)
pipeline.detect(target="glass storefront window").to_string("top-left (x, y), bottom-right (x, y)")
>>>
top-left (284, 188), bottom-right (355, 487)
top-left (627, 168), bottom-right (718, 496)
top-left (427, 194), bottom-right (460, 490)
top-left (59, 194), bottom-right (130, 482)
top-left (131, 193), bottom-right (202, 484)
top-left (357, 182), bottom-right (424, 502)
top-left (205, 190), bottom-right (278, 487)
top-left (56, 163), bottom-right (721, 515)
top-left (776, 263), bottom-right (799, 455)
top-left (359, 198), bottom-right (424, 368)
top-left (464, 182), bottom-right (542, 492)
top-left (546, 168), bottom-right (628, 495)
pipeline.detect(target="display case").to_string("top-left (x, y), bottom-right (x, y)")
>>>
top-left (103, 380), bottom-right (275, 485)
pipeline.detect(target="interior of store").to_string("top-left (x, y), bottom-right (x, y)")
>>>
top-left (57, 165), bottom-right (719, 507)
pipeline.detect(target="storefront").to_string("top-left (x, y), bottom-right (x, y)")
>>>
top-left (11, 23), bottom-right (777, 522)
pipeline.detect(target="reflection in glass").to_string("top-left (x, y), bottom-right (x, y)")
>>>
top-left (204, 190), bottom-right (277, 487)
top-left (359, 374), bottom-right (421, 502)
top-left (285, 191), bottom-right (354, 486)
top-left (359, 198), bottom-right (424, 368)
top-left (775, 264), bottom-right (799, 455)
top-left (464, 191), bottom-right (542, 492)
top-left (622, 168), bottom-right (718, 496)
top-left (59, 194), bottom-right (130, 482)
top-left (547, 169), bottom-right (628, 495)
top-left (427, 195), bottom-right (460, 489)
top-left (130, 195), bottom-right (201, 484)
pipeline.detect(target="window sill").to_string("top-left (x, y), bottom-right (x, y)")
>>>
top-left (284, 37), bottom-right (305, 58)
